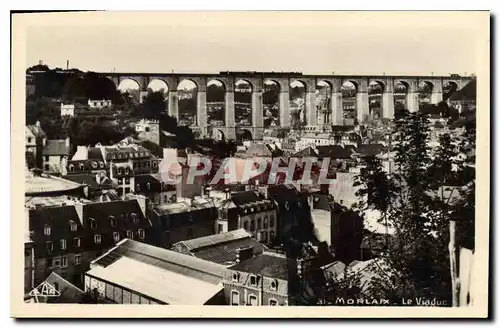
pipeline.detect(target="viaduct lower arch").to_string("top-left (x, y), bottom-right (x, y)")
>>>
top-left (105, 72), bottom-right (472, 141)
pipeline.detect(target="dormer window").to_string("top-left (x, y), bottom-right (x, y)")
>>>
top-left (94, 234), bottom-right (101, 244)
top-left (152, 162), bottom-right (158, 168)
top-left (69, 165), bottom-right (74, 172)
top-left (79, 164), bottom-right (84, 171)
top-left (110, 216), bottom-right (117, 227)
top-left (146, 182), bottom-right (151, 190)
top-left (118, 168), bottom-right (124, 175)
top-left (126, 230), bottom-right (133, 239)
top-left (249, 275), bottom-right (257, 286)
top-left (131, 213), bottom-right (139, 224)
top-left (284, 202), bottom-right (290, 210)
top-left (270, 279), bottom-right (278, 291)
top-left (125, 168), bottom-right (130, 175)
top-left (136, 184), bottom-right (140, 192)
top-left (99, 162), bottom-right (105, 169)
top-left (91, 161), bottom-right (98, 169)
top-left (44, 224), bottom-right (51, 236)
top-left (46, 241), bottom-right (53, 252)
top-left (232, 272), bottom-right (240, 282)
top-left (89, 218), bottom-right (97, 229)
top-left (69, 221), bottom-right (77, 232)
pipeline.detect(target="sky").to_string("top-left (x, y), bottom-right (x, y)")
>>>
top-left (24, 11), bottom-right (482, 76)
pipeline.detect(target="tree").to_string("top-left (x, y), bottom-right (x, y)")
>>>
top-left (352, 109), bottom-right (468, 303)
top-left (138, 91), bottom-right (167, 119)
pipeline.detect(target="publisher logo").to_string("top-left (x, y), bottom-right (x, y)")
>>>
top-left (28, 281), bottom-right (61, 298)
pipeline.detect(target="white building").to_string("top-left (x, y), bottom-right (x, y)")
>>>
top-left (88, 99), bottom-right (112, 109)
top-left (60, 103), bottom-right (75, 117)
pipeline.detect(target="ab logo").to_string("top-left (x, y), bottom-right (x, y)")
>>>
top-left (29, 281), bottom-right (61, 297)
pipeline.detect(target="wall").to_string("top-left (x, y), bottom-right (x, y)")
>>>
top-left (85, 275), bottom-right (161, 304)
top-left (238, 210), bottom-right (277, 245)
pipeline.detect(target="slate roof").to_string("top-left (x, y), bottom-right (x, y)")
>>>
top-left (316, 145), bottom-right (353, 159)
top-left (42, 139), bottom-right (70, 156)
top-left (292, 146), bottom-right (319, 157)
top-left (267, 184), bottom-right (301, 203)
top-left (87, 239), bottom-right (225, 305)
top-left (174, 229), bottom-right (267, 265)
top-left (355, 143), bottom-right (387, 157)
top-left (229, 252), bottom-right (298, 281)
top-left (230, 191), bottom-right (262, 207)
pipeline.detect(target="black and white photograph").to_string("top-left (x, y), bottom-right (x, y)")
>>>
top-left (11, 10), bottom-right (490, 318)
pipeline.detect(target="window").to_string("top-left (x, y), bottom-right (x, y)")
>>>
top-left (61, 255), bottom-right (68, 268)
top-left (60, 239), bottom-right (66, 250)
top-left (69, 221), bottom-right (77, 232)
top-left (145, 127), bottom-right (150, 132)
top-left (231, 291), bottom-right (240, 306)
top-left (113, 232), bottom-right (120, 243)
top-left (79, 164), bottom-right (84, 171)
top-left (126, 230), bottom-right (133, 239)
top-left (94, 234), bottom-right (101, 244)
top-left (75, 254), bottom-right (81, 265)
top-left (46, 241), bottom-right (53, 252)
top-left (28, 137), bottom-right (32, 143)
top-left (270, 279), bottom-right (278, 291)
top-left (248, 294), bottom-right (258, 306)
top-left (257, 218), bottom-right (262, 230)
top-left (44, 156), bottom-right (49, 161)
top-left (91, 161), bottom-right (97, 169)
top-left (44, 224), bottom-right (51, 236)
top-left (110, 217), bottom-right (117, 227)
top-left (243, 221), bottom-right (249, 231)
top-left (118, 178), bottom-right (123, 184)
top-left (152, 162), bottom-right (158, 168)
top-left (118, 168), bottom-right (124, 175)
top-left (217, 223), bottom-right (224, 234)
top-left (263, 217), bottom-right (268, 229)
top-left (73, 237), bottom-right (80, 247)
top-left (269, 299), bottom-right (278, 306)
top-left (146, 182), bottom-right (151, 190)
top-left (270, 215), bottom-right (275, 228)
top-left (136, 184), bottom-right (141, 192)
top-left (125, 177), bottom-right (130, 184)
top-left (124, 187), bottom-right (130, 194)
top-left (50, 256), bottom-right (61, 267)
top-left (44, 164), bottom-right (50, 171)
top-left (249, 275), bottom-right (257, 286)
top-left (99, 162), bottom-right (105, 169)
top-left (232, 272), bottom-right (240, 282)
top-left (131, 213), bottom-right (138, 224)
top-left (138, 229), bottom-right (145, 239)
top-left (69, 165), bottom-right (74, 172)
top-left (89, 218), bottom-right (97, 229)
top-left (187, 227), bottom-right (193, 239)
top-left (270, 231), bottom-right (275, 242)
top-left (125, 168), bottom-right (130, 175)
top-left (284, 202), bottom-right (290, 210)
top-left (261, 231), bottom-right (268, 243)
top-left (250, 220), bottom-right (255, 231)
top-left (163, 195), bottom-right (168, 203)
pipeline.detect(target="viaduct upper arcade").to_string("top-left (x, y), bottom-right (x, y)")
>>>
top-left (101, 71), bottom-right (473, 141)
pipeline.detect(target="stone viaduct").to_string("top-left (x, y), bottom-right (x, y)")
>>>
top-left (100, 71), bottom-right (472, 140)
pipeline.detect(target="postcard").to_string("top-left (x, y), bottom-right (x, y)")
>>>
top-left (11, 10), bottom-right (490, 318)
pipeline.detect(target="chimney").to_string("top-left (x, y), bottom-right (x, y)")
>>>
top-left (203, 186), bottom-right (212, 199)
top-left (297, 258), bottom-right (305, 280)
top-left (235, 246), bottom-right (254, 263)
